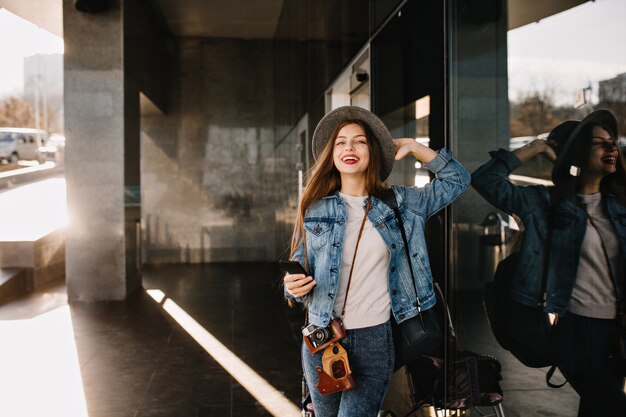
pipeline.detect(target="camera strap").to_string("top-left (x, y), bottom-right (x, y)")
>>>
top-left (340, 196), bottom-right (372, 318)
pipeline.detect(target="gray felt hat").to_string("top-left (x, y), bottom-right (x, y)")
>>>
top-left (311, 106), bottom-right (395, 181)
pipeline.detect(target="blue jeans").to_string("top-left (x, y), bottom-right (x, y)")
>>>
top-left (302, 320), bottom-right (395, 417)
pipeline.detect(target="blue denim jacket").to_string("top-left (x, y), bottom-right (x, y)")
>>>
top-left (472, 149), bottom-right (626, 315)
top-left (288, 149), bottom-right (470, 327)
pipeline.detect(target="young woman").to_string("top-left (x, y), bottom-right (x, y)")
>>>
top-left (283, 106), bottom-right (470, 417)
top-left (472, 109), bottom-right (626, 416)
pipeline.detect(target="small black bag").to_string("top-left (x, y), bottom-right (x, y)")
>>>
top-left (392, 307), bottom-right (441, 370)
top-left (382, 189), bottom-right (442, 370)
top-left (484, 252), bottom-right (553, 368)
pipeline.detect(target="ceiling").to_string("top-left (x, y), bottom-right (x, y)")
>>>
top-left (0, 0), bottom-right (62, 37)
top-left (0, 0), bottom-right (591, 40)
top-left (508, 0), bottom-right (588, 30)
top-left (152, 0), bottom-right (284, 38)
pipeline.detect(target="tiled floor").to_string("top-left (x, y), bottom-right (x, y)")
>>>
top-left (0, 262), bottom-right (304, 417)
top-left (0, 263), bottom-right (581, 417)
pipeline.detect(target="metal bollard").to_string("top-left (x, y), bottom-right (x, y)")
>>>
top-left (479, 212), bottom-right (509, 282)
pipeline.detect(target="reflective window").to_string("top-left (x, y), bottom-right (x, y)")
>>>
top-left (448, 0), bottom-right (626, 414)
top-left (508, 0), bottom-right (626, 181)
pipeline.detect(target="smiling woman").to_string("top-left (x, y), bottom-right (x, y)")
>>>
top-left (283, 106), bottom-right (470, 417)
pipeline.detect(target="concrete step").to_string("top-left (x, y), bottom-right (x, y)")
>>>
top-left (0, 268), bottom-right (30, 305)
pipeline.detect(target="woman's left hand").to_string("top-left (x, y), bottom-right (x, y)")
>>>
top-left (393, 138), bottom-right (437, 163)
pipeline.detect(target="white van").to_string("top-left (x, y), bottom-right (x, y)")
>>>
top-left (0, 128), bottom-right (48, 163)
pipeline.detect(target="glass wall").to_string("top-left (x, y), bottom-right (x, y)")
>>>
top-left (508, 0), bottom-right (626, 181)
top-left (448, 0), bottom-right (626, 415)
top-left (372, 0), bottom-right (447, 284)
top-left (274, 0), bottom-right (625, 413)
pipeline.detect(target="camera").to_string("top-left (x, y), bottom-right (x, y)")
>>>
top-left (302, 318), bottom-right (347, 354)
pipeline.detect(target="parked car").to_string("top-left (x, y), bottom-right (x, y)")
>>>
top-left (0, 127), bottom-right (49, 163)
top-left (42, 133), bottom-right (66, 163)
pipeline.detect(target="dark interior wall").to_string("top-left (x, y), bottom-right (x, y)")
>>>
top-left (142, 37), bottom-right (281, 263)
top-left (124, 0), bottom-right (173, 113)
top-left (123, 0), bottom-right (175, 278)
top-left (448, 0), bottom-right (509, 288)
top-left (123, 0), bottom-right (174, 190)
top-left (372, 0), bottom-right (445, 146)
top-left (139, 0), bottom-right (409, 264)
top-left (371, 0), bottom-right (447, 283)
top-left (273, 0), bottom-right (371, 137)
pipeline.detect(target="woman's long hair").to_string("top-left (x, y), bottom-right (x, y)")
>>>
top-left (289, 120), bottom-right (388, 263)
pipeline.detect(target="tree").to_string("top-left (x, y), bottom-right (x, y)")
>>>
top-left (510, 90), bottom-right (559, 137)
top-left (0, 96), bottom-right (36, 128)
top-left (510, 90), bottom-right (586, 138)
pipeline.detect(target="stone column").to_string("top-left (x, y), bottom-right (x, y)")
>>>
top-left (63, 0), bottom-right (141, 300)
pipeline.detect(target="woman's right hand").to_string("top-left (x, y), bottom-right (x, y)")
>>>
top-left (513, 139), bottom-right (557, 163)
top-left (284, 273), bottom-right (316, 298)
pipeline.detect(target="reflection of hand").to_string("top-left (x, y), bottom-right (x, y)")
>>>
top-left (541, 140), bottom-right (558, 162)
top-left (393, 138), bottom-right (437, 163)
top-left (284, 273), bottom-right (316, 298)
top-left (544, 139), bottom-right (561, 162)
top-left (514, 139), bottom-right (557, 163)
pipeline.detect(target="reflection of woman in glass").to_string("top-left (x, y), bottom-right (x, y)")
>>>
top-left (283, 106), bottom-right (470, 416)
top-left (472, 109), bottom-right (626, 416)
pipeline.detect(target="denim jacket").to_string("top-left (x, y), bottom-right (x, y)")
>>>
top-left (288, 149), bottom-right (470, 327)
top-left (472, 149), bottom-right (626, 315)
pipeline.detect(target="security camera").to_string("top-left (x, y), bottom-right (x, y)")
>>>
top-left (355, 72), bottom-right (369, 83)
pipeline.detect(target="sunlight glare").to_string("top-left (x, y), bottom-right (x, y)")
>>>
top-left (146, 289), bottom-right (165, 303)
top-left (0, 177), bottom-right (67, 241)
top-left (146, 289), bottom-right (300, 417)
top-left (0, 306), bottom-right (89, 417)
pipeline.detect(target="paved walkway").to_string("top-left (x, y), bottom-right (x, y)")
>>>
top-left (0, 263), bottom-right (582, 417)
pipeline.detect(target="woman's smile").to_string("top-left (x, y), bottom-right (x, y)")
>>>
top-left (601, 152), bottom-right (617, 168)
top-left (341, 154), bottom-right (360, 165)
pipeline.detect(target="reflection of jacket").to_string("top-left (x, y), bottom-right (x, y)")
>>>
top-left (472, 149), bottom-right (626, 315)
top-left (289, 149), bottom-right (470, 327)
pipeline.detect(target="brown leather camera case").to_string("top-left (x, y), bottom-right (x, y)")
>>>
top-left (315, 342), bottom-right (355, 395)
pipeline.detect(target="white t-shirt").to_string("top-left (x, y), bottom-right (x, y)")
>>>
top-left (568, 193), bottom-right (624, 319)
top-left (333, 193), bottom-right (391, 329)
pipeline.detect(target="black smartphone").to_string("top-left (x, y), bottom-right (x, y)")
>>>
top-left (279, 260), bottom-right (309, 276)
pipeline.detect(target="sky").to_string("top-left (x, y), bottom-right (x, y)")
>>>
top-left (0, 8), bottom-right (63, 99)
top-left (508, 0), bottom-right (626, 105)
top-left (0, 0), bottom-right (625, 104)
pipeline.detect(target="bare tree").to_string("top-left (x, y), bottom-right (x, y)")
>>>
top-left (0, 96), bottom-right (36, 128)
top-left (510, 90), bottom-right (560, 137)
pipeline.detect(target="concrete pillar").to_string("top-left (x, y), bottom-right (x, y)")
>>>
top-left (63, 0), bottom-right (141, 300)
